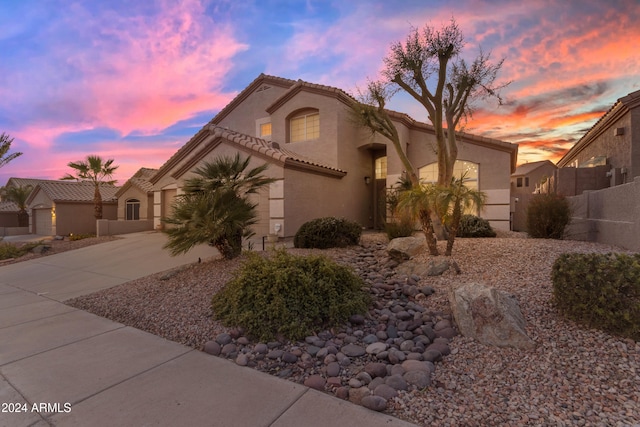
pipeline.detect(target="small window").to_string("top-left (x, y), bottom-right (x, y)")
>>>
top-left (516, 177), bottom-right (523, 188)
top-left (260, 123), bottom-right (272, 138)
top-left (126, 199), bottom-right (140, 220)
top-left (525, 177), bottom-right (530, 187)
top-left (290, 112), bottom-right (319, 142)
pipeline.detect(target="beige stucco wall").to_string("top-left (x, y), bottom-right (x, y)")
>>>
top-left (55, 202), bottom-right (117, 235)
top-left (117, 186), bottom-right (153, 221)
top-left (215, 84), bottom-right (290, 137)
top-left (565, 176), bottom-right (640, 251)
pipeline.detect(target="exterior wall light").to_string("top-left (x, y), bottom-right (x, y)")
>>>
top-left (364, 176), bottom-right (371, 185)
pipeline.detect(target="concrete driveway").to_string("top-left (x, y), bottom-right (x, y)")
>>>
top-left (0, 231), bottom-right (218, 301)
top-left (0, 231), bottom-right (416, 427)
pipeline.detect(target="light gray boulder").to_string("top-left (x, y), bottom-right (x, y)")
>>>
top-left (387, 236), bottom-right (425, 261)
top-left (449, 283), bottom-right (536, 350)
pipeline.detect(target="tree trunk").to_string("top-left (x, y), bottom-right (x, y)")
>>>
top-left (419, 209), bottom-right (439, 256)
top-left (94, 185), bottom-right (103, 219)
top-left (17, 210), bottom-right (29, 227)
top-left (445, 202), bottom-right (462, 256)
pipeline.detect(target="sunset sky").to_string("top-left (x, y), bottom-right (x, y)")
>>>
top-left (1, 0), bottom-right (639, 185)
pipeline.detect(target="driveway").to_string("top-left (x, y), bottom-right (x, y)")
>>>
top-left (0, 231), bottom-right (219, 301)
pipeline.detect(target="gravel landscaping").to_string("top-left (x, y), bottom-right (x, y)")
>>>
top-left (67, 233), bottom-right (640, 426)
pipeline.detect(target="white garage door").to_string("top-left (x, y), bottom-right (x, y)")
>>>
top-left (33, 208), bottom-right (53, 236)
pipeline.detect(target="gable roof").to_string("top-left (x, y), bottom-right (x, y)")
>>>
top-left (115, 167), bottom-right (158, 197)
top-left (152, 73), bottom-right (518, 182)
top-left (4, 177), bottom-right (43, 190)
top-left (26, 181), bottom-right (119, 205)
top-left (155, 125), bottom-right (346, 183)
top-left (557, 89), bottom-right (640, 167)
top-left (512, 160), bottom-right (556, 177)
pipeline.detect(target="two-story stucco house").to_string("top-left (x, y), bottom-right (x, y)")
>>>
top-left (145, 74), bottom-right (517, 240)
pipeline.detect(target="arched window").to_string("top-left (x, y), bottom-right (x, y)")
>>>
top-left (289, 109), bottom-right (319, 142)
top-left (419, 160), bottom-right (479, 190)
top-left (125, 198), bottom-right (140, 220)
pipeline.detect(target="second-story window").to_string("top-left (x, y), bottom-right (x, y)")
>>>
top-left (290, 111), bottom-right (319, 142)
top-left (260, 123), bottom-right (272, 138)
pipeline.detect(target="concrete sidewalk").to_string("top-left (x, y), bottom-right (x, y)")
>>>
top-left (0, 232), bottom-right (415, 426)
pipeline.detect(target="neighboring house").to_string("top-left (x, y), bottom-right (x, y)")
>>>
top-left (553, 88), bottom-right (640, 195)
top-left (554, 89), bottom-right (640, 251)
top-left (0, 178), bottom-right (43, 230)
top-left (25, 180), bottom-right (119, 236)
top-left (115, 167), bottom-right (157, 221)
top-left (0, 201), bottom-right (20, 229)
top-left (510, 160), bottom-right (557, 231)
top-left (145, 74), bottom-right (518, 240)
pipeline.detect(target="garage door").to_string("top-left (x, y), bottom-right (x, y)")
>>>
top-left (33, 208), bottom-right (53, 235)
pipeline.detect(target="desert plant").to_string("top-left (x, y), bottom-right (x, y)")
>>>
top-left (456, 214), bottom-right (496, 238)
top-left (435, 175), bottom-right (487, 255)
top-left (211, 249), bottom-right (370, 341)
top-left (526, 193), bottom-right (571, 239)
top-left (552, 252), bottom-right (640, 340)
top-left (293, 217), bottom-right (362, 249)
top-left (163, 154), bottom-right (275, 259)
top-left (0, 241), bottom-right (40, 260)
top-left (0, 184), bottom-right (32, 226)
top-left (69, 233), bottom-right (95, 241)
top-left (384, 219), bottom-right (415, 240)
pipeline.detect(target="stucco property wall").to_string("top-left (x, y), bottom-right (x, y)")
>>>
top-left (56, 202), bottom-right (117, 235)
top-left (565, 176), bottom-right (640, 251)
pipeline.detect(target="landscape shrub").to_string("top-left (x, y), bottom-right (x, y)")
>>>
top-left (526, 193), bottom-right (571, 239)
top-left (293, 217), bottom-right (362, 249)
top-left (69, 233), bottom-right (95, 241)
top-left (384, 218), bottom-right (415, 240)
top-left (0, 241), bottom-right (39, 260)
top-left (455, 214), bottom-right (496, 238)
top-left (552, 252), bottom-right (640, 340)
top-left (0, 242), bottom-right (25, 260)
top-left (211, 249), bottom-right (370, 341)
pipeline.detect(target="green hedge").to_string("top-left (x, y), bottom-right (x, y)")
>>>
top-left (456, 214), bottom-right (496, 238)
top-left (212, 249), bottom-right (370, 341)
top-left (293, 217), bottom-right (362, 249)
top-left (552, 252), bottom-right (640, 340)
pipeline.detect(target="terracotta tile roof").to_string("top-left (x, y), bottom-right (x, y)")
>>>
top-left (171, 126), bottom-right (346, 180)
top-left (116, 168), bottom-right (158, 197)
top-left (30, 181), bottom-right (119, 203)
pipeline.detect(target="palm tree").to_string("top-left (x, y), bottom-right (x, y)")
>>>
top-left (163, 153), bottom-right (275, 259)
top-left (1, 185), bottom-right (33, 226)
top-left (0, 132), bottom-right (22, 169)
top-left (397, 183), bottom-right (440, 256)
top-left (61, 155), bottom-right (118, 219)
top-left (436, 175), bottom-right (487, 256)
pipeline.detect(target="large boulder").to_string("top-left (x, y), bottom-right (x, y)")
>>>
top-left (449, 283), bottom-right (535, 350)
top-left (387, 236), bottom-right (425, 261)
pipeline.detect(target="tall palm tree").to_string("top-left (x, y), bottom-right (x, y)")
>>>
top-left (0, 132), bottom-right (22, 169)
top-left (163, 153), bottom-right (275, 259)
top-left (1, 184), bottom-right (33, 226)
top-left (436, 175), bottom-right (487, 256)
top-left (61, 155), bottom-right (118, 219)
